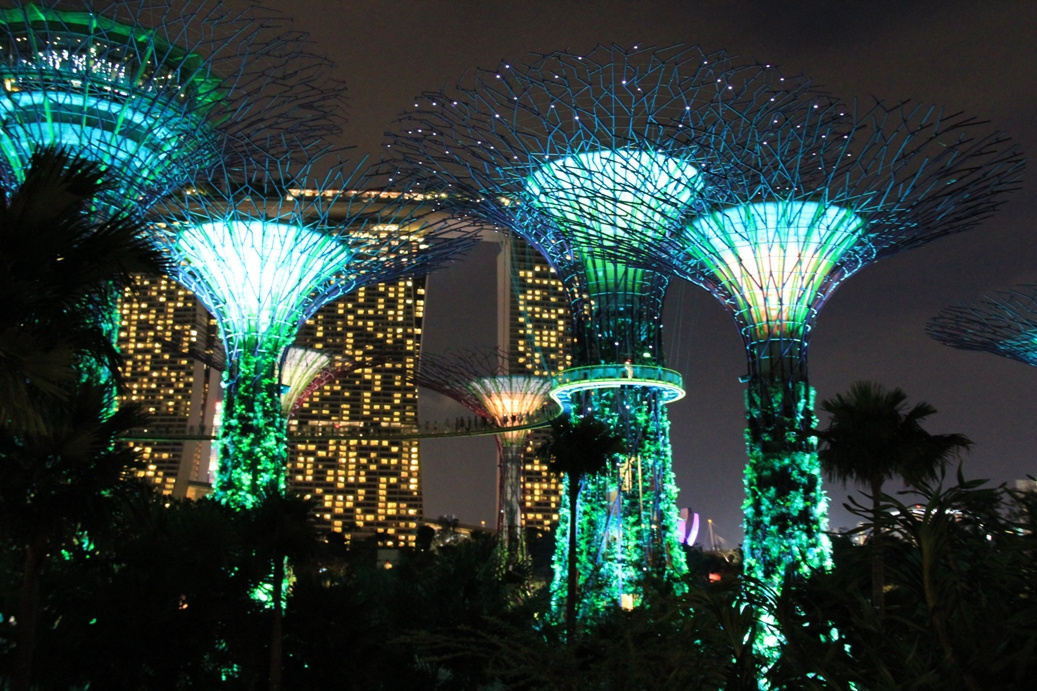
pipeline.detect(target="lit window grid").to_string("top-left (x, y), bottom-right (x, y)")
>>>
top-left (288, 277), bottom-right (425, 547)
top-left (117, 274), bottom-right (219, 495)
top-left (508, 238), bottom-right (570, 531)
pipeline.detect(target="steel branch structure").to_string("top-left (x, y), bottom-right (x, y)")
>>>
top-left (152, 152), bottom-right (477, 509)
top-left (415, 347), bottom-right (555, 572)
top-left (0, 0), bottom-right (343, 211)
top-left (929, 285), bottom-right (1037, 368)
top-left (284, 353), bottom-right (386, 423)
top-left (387, 44), bottom-right (797, 617)
top-left (280, 346), bottom-right (332, 418)
top-left (643, 94), bottom-right (1025, 595)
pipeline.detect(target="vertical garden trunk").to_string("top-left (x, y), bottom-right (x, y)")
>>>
top-left (13, 541), bottom-right (45, 691)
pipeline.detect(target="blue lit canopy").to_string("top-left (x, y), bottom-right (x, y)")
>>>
top-left (0, 1), bottom-right (346, 210)
top-left (525, 148), bottom-right (701, 298)
top-left (172, 219), bottom-right (357, 359)
top-left (929, 285), bottom-right (1037, 369)
top-left (0, 3), bottom-right (218, 203)
top-left (524, 149), bottom-right (702, 247)
top-left (654, 97), bottom-right (1026, 375)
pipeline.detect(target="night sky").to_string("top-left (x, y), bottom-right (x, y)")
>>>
top-left (281, 0), bottom-right (1037, 545)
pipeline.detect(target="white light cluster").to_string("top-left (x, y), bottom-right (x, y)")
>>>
top-left (173, 220), bottom-right (356, 346)
top-left (280, 346), bottom-right (332, 415)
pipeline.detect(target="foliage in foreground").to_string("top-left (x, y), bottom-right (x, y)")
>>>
top-left (3, 473), bottom-right (1037, 689)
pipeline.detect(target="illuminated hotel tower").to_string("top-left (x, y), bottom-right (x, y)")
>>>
top-left (498, 235), bottom-right (571, 532)
top-left (289, 277), bottom-right (427, 548)
top-left (117, 276), bottom-right (221, 497)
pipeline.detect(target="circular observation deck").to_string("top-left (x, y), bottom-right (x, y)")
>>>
top-left (549, 364), bottom-right (685, 413)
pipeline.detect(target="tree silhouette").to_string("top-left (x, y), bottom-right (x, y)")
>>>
top-left (539, 414), bottom-right (626, 637)
top-left (0, 147), bottom-right (165, 434)
top-left (243, 492), bottom-right (320, 691)
top-left (0, 147), bottom-right (164, 690)
top-left (815, 381), bottom-right (971, 614)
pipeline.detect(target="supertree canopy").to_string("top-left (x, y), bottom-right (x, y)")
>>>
top-left (0, 0), bottom-right (343, 210)
top-left (280, 346), bottom-right (332, 418)
top-left (929, 285), bottom-right (1037, 368)
top-left (386, 44), bottom-right (797, 618)
top-left (415, 347), bottom-right (555, 572)
top-left (152, 152), bottom-right (477, 510)
top-left (639, 93), bottom-right (1024, 595)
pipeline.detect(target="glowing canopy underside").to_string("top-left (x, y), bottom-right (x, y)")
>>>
top-left (525, 149), bottom-right (701, 293)
top-left (467, 375), bottom-right (553, 424)
top-left (280, 346), bottom-right (332, 416)
top-left (685, 200), bottom-right (863, 341)
top-left (172, 220), bottom-right (356, 353)
top-left (0, 5), bottom-right (219, 195)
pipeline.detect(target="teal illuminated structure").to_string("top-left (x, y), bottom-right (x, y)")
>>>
top-left (153, 154), bottom-right (475, 509)
top-left (929, 285), bottom-right (1037, 368)
top-left (0, 0), bottom-right (344, 412)
top-left (415, 348), bottom-right (555, 572)
top-left (388, 44), bottom-right (773, 618)
top-left (642, 95), bottom-right (1024, 598)
top-left (0, 1), bottom-right (342, 210)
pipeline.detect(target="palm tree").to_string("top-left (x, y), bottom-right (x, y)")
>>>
top-left (0, 382), bottom-right (148, 691)
top-left (244, 492), bottom-right (319, 691)
top-left (0, 147), bottom-right (165, 690)
top-left (814, 381), bottom-right (971, 614)
top-left (0, 146), bottom-right (166, 434)
top-left (538, 414), bottom-right (626, 638)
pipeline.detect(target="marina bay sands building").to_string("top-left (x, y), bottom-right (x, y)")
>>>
top-left (498, 235), bottom-right (572, 533)
top-left (118, 276), bottom-right (222, 498)
top-left (288, 276), bottom-right (428, 548)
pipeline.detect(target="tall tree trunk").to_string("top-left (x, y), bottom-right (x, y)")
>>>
top-left (269, 555), bottom-right (285, 691)
top-left (871, 478), bottom-right (885, 617)
top-left (13, 540), bottom-right (45, 691)
top-left (566, 477), bottom-right (580, 641)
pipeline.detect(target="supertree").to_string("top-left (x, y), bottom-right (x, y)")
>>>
top-left (0, 0), bottom-right (342, 211)
top-left (631, 92), bottom-right (1025, 602)
top-left (152, 151), bottom-right (476, 510)
top-left (415, 347), bottom-right (555, 571)
top-left (928, 286), bottom-right (1037, 368)
top-left (386, 44), bottom-right (789, 617)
